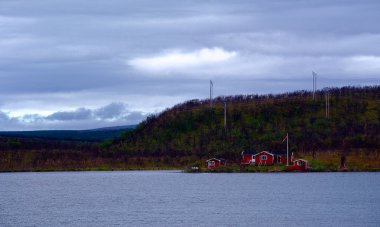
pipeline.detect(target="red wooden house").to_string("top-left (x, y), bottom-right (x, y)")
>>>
top-left (241, 150), bottom-right (293, 166)
top-left (286, 159), bottom-right (309, 171)
top-left (206, 158), bottom-right (226, 169)
top-left (254, 151), bottom-right (275, 165)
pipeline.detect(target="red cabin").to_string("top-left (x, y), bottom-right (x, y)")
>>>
top-left (241, 150), bottom-right (293, 166)
top-left (241, 150), bottom-right (256, 165)
top-left (206, 158), bottom-right (226, 169)
top-left (286, 159), bottom-right (309, 171)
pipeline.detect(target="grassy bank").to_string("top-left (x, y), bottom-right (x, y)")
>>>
top-left (0, 150), bottom-right (186, 172)
top-left (1, 166), bottom-right (180, 173)
top-left (302, 151), bottom-right (380, 172)
top-left (1, 150), bottom-right (379, 173)
top-left (186, 151), bottom-right (380, 173)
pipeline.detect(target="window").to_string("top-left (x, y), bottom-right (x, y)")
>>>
top-left (260, 155), bottom-right (267, 160)
top-left (208, 161), bottom-right (215, 166)
top-left (297, 161), bottom-right (303, 166)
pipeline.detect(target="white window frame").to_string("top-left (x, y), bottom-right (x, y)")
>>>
top-left (260, 155), bottom-right (267, 161)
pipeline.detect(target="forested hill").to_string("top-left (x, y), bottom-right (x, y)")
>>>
top-left (0, 125), bottom-right (136, 142)
top-left (111, 86), bottom-right (380, 160)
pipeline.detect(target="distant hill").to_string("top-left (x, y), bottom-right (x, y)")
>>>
top-left (110, 86), bottom-right (380, 160)
top-left (0, 125), bottom-right (136, 142)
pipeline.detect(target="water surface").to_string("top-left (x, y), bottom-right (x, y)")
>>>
top-left (1, 171), bottom-right (379, 226)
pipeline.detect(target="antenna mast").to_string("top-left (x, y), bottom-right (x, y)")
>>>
top-left (312, 71), bottom-right (317, 100)
top-left (210, 80), bottom-right (213, 108)
top-left (224, 101), bottom-right (227, 131)
top-left (328, 89), bottom-right (330, 118)
top-left (325, 88), bottom-right (330, 119)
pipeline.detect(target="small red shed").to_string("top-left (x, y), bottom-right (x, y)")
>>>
top-left (272, 152), bottom-right (293, 165)
top-left (241, 150), bottom-right (256, 165)
top-left (206, 158), bottom-right (226, 169)
top-left (286, 159), bottom-right (309, 171)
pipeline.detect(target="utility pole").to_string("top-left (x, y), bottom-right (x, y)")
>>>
top-left (328, 90), bottom-right (330, 118)
top-left (224, 101), bottom-right (227, 131)
top-left (282, 134), bottom-right (289, 166)
top-left (312, 71), bottom-right (317, 100)
top-left (286, 133), bottom-right (289, 166)
top-left (210, 80), bottom-right (213, 108)
top-left (325, 88), bottom-right (330, 119)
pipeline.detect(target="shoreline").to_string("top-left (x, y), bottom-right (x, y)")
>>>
top-left (1, 167), bottom-right (379, 173)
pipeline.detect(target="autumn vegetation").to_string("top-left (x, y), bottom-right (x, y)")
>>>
top-left (1, 86), bottom-right (379, 171)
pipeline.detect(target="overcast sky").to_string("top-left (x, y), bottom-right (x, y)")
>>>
top-left (1, 0), bottom-right (379, 130)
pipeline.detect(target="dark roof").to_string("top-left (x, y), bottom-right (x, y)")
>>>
top-left (242, 151), bottom-right (290, 156)
top-left (242, 150), bottom-right (256, 155)
top-left (272, 152), bottom-right (289, 156)
top-left (206, 158), bottom-right (226, 162)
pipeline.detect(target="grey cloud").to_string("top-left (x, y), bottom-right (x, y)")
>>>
top-left (22, 114), bottom-right (44, 123)
top-left (94, 102), bottom-right (127, 120)
top-left (0, 102), bottom-right (147, 130)
top-left (214, 33), bottom-right (380, 56)
top-left (0, 111), bottom-right (10, 120)
top-left (0, 111), bottom-right (20, 131)
top-left (46, 108), bottom-right (92, 121)
top-left (0, 0), bottom-right (379, 130)
top-left (122, 111), bottom-right (147, 123)
top-left (45, 103), bottom-right (132, 121)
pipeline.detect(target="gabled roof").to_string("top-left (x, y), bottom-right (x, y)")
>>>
top-left (242, 150), bottom-right (292, 156)
top-left (254, 151), bottom-right (274, 156)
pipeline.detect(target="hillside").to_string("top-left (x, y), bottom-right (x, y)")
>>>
top-left (111, 86), bottom-right (380, 161)
top-left (1, 86), bottom-right (379, 171)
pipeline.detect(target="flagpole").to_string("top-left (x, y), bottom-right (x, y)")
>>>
top-left (286, 133), bottom-right (289, 166)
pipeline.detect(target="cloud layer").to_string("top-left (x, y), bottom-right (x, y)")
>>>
top-left (129, 47), bottom-right (237, 74)
top-left (0, 0), bottom-right (379, 130)
top-left (0, 103), bottom-right (147, 130)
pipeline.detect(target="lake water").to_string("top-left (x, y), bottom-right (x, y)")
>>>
top-left (1, 171), bottom-right (379, 227)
